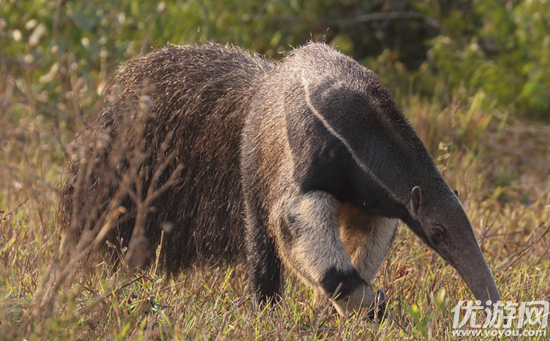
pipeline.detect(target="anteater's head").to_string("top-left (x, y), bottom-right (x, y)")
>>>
top-left (406, 185), bottom-right (501, 305)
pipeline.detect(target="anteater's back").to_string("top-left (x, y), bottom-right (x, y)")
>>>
top-left (60, 43), bottom-right (273, 271)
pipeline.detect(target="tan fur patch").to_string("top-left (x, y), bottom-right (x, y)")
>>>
top-left (338, 203), bottom-right (397, 283)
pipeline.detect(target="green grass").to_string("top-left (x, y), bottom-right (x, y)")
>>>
top-left (1, 27), bottom-right (549, 339)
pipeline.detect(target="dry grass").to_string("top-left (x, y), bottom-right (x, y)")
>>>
top-left (1, 51), bottom-right (549, 340)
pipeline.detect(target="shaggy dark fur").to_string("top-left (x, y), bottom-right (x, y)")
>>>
top-left (60, 43), bottom-right (272, 271)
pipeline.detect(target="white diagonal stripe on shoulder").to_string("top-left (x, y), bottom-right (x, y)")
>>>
top-left (300, 72), bottom-right (398, 201)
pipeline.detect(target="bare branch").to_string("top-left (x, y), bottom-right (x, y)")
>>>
top-left (316, 11), bottom-right (424, 27)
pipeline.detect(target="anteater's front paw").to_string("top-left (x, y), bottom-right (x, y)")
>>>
top-left (331, 284), bottom-right (389, 322)
top-left (332, 284), bottom-right (374, 317)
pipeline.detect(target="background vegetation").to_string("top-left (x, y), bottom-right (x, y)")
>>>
top-left (1, 0), bottom-right (549, 339)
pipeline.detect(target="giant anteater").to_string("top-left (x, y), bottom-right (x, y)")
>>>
top-left (60, 42), bottom-right (501, 317)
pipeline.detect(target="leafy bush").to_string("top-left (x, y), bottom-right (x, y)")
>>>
top-left (3, 0), bottom-right (549, 121)
top-left (428, 0), bottom-right (550, 120)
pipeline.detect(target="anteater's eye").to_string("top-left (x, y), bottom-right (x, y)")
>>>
top-left (432, 225), bottom-right (446, 240)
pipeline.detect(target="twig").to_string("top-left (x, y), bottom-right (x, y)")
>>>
top-left (154, 230), bottom-right (164, 275)
top-left (160, 279), bottom-right (187, 293)
top-left (383, 236), bottom-right (409, 288)
top-left (298, 327), bottom-right (337, 336)
top-left (380, 235), bottom-right (411, 336)
top-left (390, 310), bottom-right (410, 336)
top-left (0, 199), bottom-right (29, 233)
top-left (311, 282), bottom-right (342, 340)
top-left (504, 224), bottom-right (550, 270)
top-left (316, 11), bottom-right (425, 27)
top-left (0, 199), bottom-right (29, 222)
top-left (77, 274), bottom-right (153, 314)
top-left (215, 292), bottom-right (248, 341)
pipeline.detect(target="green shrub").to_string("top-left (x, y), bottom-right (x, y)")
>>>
top-left (428, 0), bottom-right (550, 120)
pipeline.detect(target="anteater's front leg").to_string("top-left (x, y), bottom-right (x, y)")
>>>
top-left (271, 191), bottom-right (378, 316)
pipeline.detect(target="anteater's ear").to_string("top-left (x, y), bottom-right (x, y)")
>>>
top-left (453, 189), bottom-right (459, 198)
top-left (411, 186), bottom-right (425, 217)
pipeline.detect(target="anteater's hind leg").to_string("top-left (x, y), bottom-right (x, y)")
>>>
top-left (338, 203), bottom-right (398, 318)
top-left (244, 204), bottom-right (282, 304)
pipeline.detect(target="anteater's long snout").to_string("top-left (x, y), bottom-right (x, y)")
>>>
top-left (447, 235), bottom-right (501, 305)
top-left (457, 250), bottom-right (501, 303)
